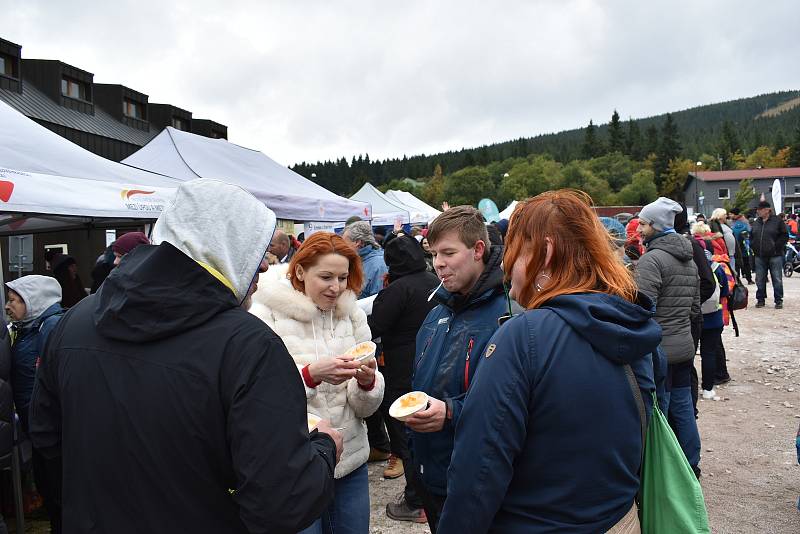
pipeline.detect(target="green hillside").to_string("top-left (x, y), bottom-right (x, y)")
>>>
top-left (292, 91), bottom-right (800, 208)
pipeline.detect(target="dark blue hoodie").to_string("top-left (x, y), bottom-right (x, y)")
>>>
top-left (438, 292), bottom-right (662, 534)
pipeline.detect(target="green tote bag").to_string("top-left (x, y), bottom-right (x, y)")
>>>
top-left (625, 366), bottom-right (710, 533)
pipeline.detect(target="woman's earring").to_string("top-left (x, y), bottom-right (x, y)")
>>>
top-left (535, 272), bottom-right (551, 292)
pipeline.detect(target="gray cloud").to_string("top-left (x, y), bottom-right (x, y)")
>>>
top-left (3, 0), bottom-right (799, 166)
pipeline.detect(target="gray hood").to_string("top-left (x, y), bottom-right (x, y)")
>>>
top-left (152, 178), bottom-right (277, 303)
top-left (6, 275), bottom-right (62, 323)
top-left (647, 232), bottom-right (693, 262)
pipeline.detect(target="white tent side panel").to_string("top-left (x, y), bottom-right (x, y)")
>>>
top-left (350, 183), bottom-right (410, 226)
top-left (386, 190), bottom-right (441, 223)
top-left (0, 168), bottom-right (174, 219)
top-left (123, 128), bottom-right (371, 222)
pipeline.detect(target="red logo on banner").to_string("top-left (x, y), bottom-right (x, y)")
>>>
top-left (0, 181), bottom-right (15, 202)
top-left (121, 189), bottom-right (155, 200)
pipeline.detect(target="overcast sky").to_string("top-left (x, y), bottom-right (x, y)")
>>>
top-left (3, 0), bottom-right (799, 167)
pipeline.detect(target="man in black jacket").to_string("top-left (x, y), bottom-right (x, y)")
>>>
top-left (751, 200), bottom-right (788, 309)
top-left (368, 235), bottom-right (439, 520)
top-left (29, 179), bottom-right (341, 534)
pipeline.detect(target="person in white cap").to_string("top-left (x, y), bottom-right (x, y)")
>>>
top-left (29, 179), bottom-right (342, 534)
top-left (635, 197), bottom-right (702, 476)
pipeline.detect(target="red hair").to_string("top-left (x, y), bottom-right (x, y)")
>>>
top-left (287, 232), bottom-right (364, 294)
top-left (504, 189), bottom-right (638, 309)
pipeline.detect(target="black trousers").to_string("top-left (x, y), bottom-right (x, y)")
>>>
top-left (715, 343), bottom-right (730, 382)
top-left (699, 327), bottom-right (723, 391)
top-left (380, 387), bottom-right (411, 459)
top-left (365, 365), bottom-right (391, 452)
top-left (404, 460), bottom-right (445, 534)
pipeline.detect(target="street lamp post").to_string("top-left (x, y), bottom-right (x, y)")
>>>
top-left (695, 162), bottom-right (702, 214)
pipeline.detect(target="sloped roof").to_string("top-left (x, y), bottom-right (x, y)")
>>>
top-left (0, 83), bottom-right (157, 146)
top-left (691, 168), bottom-right (800, 182)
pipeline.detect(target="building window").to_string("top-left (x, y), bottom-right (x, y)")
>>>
top-left (123, 99), bottom-right (141, 119)
top-left (61, 77), bottom-right (87, 100)
top-left (171, 117), bottom-right (186, 130)
top-left (795, 185), bottom-right (800, 195)
top-left (718, 188), bottom-right (730, 200)
top-left (0, 53), bottom-right (18, 78)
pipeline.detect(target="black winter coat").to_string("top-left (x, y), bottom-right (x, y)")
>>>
top-left (369, 236), bottom-right (440, 391)
top-left (29, 243), bottom-right (336, 534)
top-left (751, 215), bottom-right (788, 258)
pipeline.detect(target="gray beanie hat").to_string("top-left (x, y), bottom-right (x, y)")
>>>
top-left (639, 197), bottom-right (682, 231)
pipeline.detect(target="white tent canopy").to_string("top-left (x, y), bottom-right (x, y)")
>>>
top-left (0, 99), bottom-right (179, 234)
top-left (499, 200), bottom-right (519, 220)
top-left (123, 127), bottom-right (370, 222)
top-left (385, 190), bottom-right (441, 223)
top-left (350, 183), bottom-right (412, 226)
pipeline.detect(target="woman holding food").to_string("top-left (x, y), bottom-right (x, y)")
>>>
top-left (250, 231), bottom-right (385, 534)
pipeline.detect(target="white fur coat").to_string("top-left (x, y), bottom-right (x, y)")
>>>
top-left (249, 265), bottom-right (385, 478)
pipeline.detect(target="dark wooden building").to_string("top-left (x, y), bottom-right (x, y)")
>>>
top-left (0, 35), bottom-right (228, 162)
top-left (0, 35), bottom-right (229, 287)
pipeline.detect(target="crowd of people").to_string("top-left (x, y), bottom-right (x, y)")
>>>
top-left (1, 177), bottom-right (796, 533)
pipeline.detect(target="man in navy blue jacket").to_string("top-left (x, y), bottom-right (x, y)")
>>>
top-left (389, 206), bottom-right (510, 533)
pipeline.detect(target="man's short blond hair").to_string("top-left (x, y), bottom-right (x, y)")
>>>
top-left (427, 206), bottom-right (490, 260)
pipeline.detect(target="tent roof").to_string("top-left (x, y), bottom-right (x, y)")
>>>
top-left (0, 99), bottom-right (179, 234)
top-left (350, 183), bottom-right (411, 226)
top-left (123, 127), bottom-right (370, 222)
top-left (385, 190), bottom-right (441, 223)
top-left (499, 200), bottom-right (519, 220)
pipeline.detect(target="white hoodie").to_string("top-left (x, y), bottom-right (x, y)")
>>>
top-left (151, 178), bottom-right (276, 303)
top-left (6, 275), bottom-right (62, 324)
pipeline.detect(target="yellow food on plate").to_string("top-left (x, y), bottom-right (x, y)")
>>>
top-left (346, 342), bottom-right (375, 357)
top-left (307, 414), bottom-right (321, 432)
top-left (389, 391), bottom-right (429, 421)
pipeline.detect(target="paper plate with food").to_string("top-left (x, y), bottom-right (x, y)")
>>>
top-left (389, 391), bottom-right (429, 421)
top-left (344, 341), bottom-right (377, 362)
top-left (307, 413), bottom-right (322, 432)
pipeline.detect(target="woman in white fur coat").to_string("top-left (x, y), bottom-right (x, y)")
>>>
top-left (250, 231), bottom-right (385, 534)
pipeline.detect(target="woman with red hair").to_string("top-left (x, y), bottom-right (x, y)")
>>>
top-left (438, 190), bottom-right (662, 533)
top-left (250, 231), bottom-right (385, 534)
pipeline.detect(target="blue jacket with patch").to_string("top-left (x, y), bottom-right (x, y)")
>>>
top-left (357, 245), bottom-right (388, 299)
top-left (10, 302), bottom-right (63, 429)
top-left (410, 246), bottom-right (509, 496)
top-left (438, 292), bottom-right (662, 533)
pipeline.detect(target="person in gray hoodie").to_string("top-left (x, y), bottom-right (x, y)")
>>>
top-left (635, 197), bottom-right (702, 475)
top-left (5, 275), bottom-right (64, 533)
top-left (30, 179), bottom-right (341, 534)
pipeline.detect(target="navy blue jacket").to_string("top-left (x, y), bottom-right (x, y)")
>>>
top-left (10, 302), bottom-right (63, 430)
top-left (410, 246), bottom-right (509, 496)
top-left (438, 292), bottom-right (662, 533)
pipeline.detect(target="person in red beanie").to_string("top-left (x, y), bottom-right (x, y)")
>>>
top-left (112, 232), bottom-right (150, 266)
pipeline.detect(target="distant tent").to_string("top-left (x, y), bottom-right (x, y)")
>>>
top-left (386, 190), bottom-right (441, 223)
top-left (123, 127), bottom-right (370, 222)
top-left (498, 200), bottom-right (519, 220)
top-left (350, 183), bottom-right (412, 226)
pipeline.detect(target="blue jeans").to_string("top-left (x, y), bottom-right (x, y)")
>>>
top-left (661, 387), bottom-right (701, 469)
top-left (755, 255), bottom-right (783, 303)
top-left (298, 463), bottom-right (370, 534)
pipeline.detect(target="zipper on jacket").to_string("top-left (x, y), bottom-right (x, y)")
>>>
top-left (416, 336), bottom-right (433, 370)
top-left (464, 337), bottom-right (474, 391)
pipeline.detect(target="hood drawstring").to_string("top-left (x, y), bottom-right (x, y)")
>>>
top-left (310, 307), bottom-right (337, 363)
